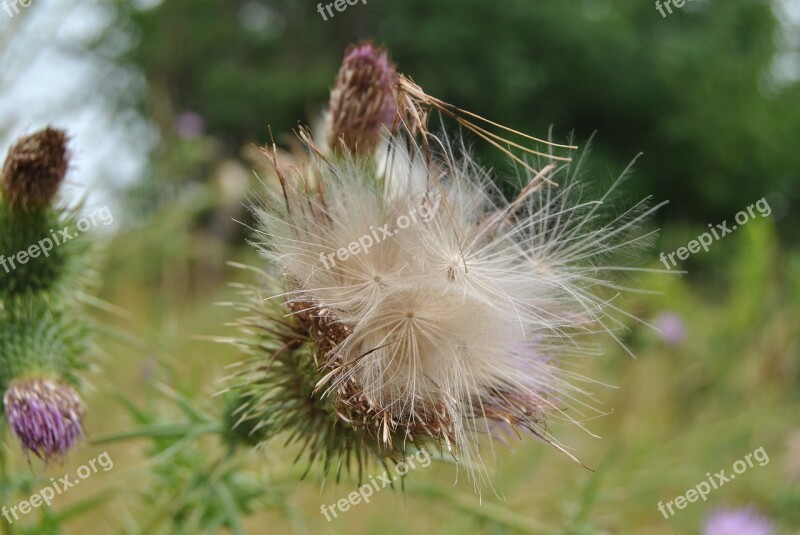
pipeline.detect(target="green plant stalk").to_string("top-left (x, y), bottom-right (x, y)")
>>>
top-left (409, 482), bottom-right (555, 534)
top-left (0, 446), bottom-right (13, 535)
top-left (90, 422), bottom-right (224, 445)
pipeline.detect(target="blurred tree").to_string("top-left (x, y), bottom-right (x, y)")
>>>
top-left (104, 0), bottom-right (799, 232)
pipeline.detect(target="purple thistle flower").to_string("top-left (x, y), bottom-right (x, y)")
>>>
top-left (703, 506), bottom-right (775, 535)
top-left (3, 378), bottom-right (85, 461)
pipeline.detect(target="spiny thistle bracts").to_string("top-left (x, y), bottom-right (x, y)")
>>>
top-left (221, 267), bottom-right (400, 480)
top-left (0, 301), bottom-right (89, 390)
top-left (0, 128), bottom-right (93, 302)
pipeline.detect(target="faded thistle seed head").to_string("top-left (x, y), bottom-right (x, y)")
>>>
top-left (3, 377), bottom-right (85, 461)
top-left (229, 42), bottom-right (657, 487)
top-left (325, 42), bottom-right (398, 154)
top-left (1, 127), bottom-right (69, 212)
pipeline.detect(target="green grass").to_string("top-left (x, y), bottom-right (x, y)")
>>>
top-left (5, 204), bottom-right (797, 534)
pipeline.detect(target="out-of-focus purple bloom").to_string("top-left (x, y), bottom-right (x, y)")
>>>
top-left (653, 312), bottom-right (686, 346)
top-left (174, 111), bottom-right (206, 139)
top-left (3, 378), bottom-right (85, 461)
top-left (703, 506), bottom-right (775, 535)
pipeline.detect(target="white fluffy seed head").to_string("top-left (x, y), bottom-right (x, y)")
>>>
top-left (253, 132), bottom-right (658, 486)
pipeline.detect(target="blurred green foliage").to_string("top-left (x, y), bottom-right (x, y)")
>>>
top-left (106, 0), bottom-right (799, 233)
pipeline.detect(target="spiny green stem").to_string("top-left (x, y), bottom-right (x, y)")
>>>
top-left (90, 423), bottom-right (224, 445)
top-left (408, 482), bottom-right (555, 535)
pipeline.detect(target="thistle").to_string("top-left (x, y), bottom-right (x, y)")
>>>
top-left (225, 43), bottom-right (660, 485)
top-left (3, 377), bottom-right (84, 461)
top-left (325, 42), bottom-right (398, 154)
top-left (1, 127), bottom-right (69, 213)
top-left (0, 127), bottom-right (94, 461)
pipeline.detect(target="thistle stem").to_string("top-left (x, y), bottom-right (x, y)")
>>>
top-left (408, 483), bottom-right (555, 534)
top-left (0, 445), bottom-right (14, 535)
top-left (90, 422), bottom-right (223, 445)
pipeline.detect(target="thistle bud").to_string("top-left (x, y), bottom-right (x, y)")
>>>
top-left (3, 377), bottom-right (85, 461)
top-left (326, 42), bottom-right (398, 154)
top-left (1, 127), bottom-right (69, 212)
